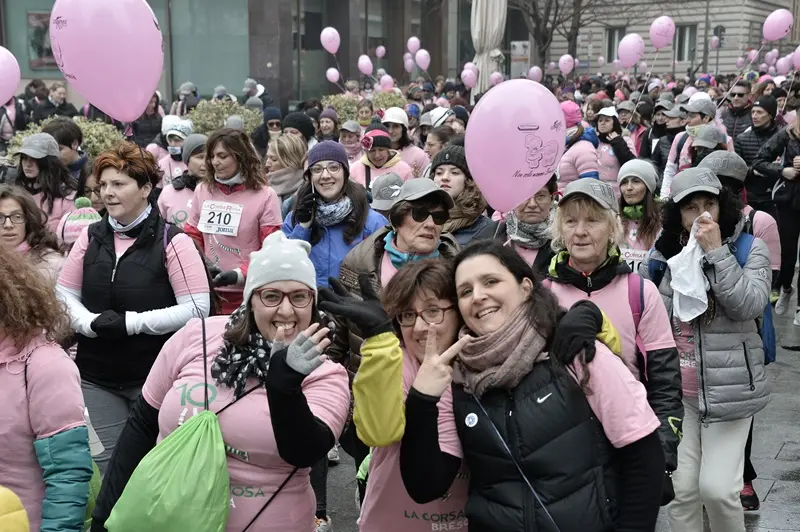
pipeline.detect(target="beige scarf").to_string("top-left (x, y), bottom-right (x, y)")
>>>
top-left (453, 304), bottom-right (547, 398)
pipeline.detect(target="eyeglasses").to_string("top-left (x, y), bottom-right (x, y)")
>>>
top-left (267, 120), bottom-right (282, 129)
top-left (730, 92), bottom-right (748, 98)
top-left (410, 206), bottom-right (449, 225)
top-left (84, 186), bottom-right (102, 198)
top-left (0, 213), bottom-right (25, 225)
top-left (309, 162), bottom-right (344, 176)
top-left (532, 192), bottom-right (553, 205)
top-left (256, 288), bottom-right (314, 308)
top-left (396, 306), bottom-right (454, 327)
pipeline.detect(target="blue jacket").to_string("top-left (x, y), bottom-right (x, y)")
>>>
top-left (282, 210), bottom-right (388, 288)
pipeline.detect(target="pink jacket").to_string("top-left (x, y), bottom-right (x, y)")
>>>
top-left (349, 152), bottom-right (414, 189)
top-left (558, 129), bottom-right (601, 192)
top-left (660, 131), bottom-right (735, 197)
top-left (397, 145), bottom-right (430, 178)
top-left (744, 205), bottom-right (781, 271)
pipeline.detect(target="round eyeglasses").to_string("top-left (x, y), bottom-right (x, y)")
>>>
top-left (256, 288), bottom-right (314, 308)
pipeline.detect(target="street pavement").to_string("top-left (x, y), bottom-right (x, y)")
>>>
top-left (326, 301), bottom-right (800, 532)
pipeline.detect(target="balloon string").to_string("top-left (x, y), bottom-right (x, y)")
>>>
top-left (633, 49), bottom-right (659, 114)
top-left (718, 42), bottom-right (765, 109)
top-left (781, 70), bottom-right (797, 114)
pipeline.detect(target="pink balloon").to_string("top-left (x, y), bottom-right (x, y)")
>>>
top-left (616, 70), bottom-right (625, 77)
top-left (597, 56), bottom-right (605, 66)
top-left (49, 0), bottom-right (163, 122)
top-left (759, 63), bottom-right (769, 72)
top-left (558, 54), bottom-right (574, 75)
top-left (547, 61), bottom-right (557, 72)
top-left (376, 45), bottom-right (386, 59)
top-left (747, 49), bottom-right (759, 63)
top-left (380, 74), bottom-right (393, 88)
top-left (776, 57), bottom-right (791, 75)
top-left (527, 66), bottom-right (543, 82)
top-left (769, 66), bottom-right (777, 75)
top-left (618, 33), bottom-right (645, 68)
top-left (638, 61), bottom-right (648, 71)
top-left (326, 68), bottom-right (340, 84)
top-left (772, 48), bottom-right (780, 55)
top-left (736, 57), bottom-right (745, 68)
top-left (793, 46), bottom-right (800, 70)
top-left (435, 97), bottom-right (451, 108)
top-left (358, 55), bottom-right (373, 76)
top-left (0, 47), bottom-right (21, 106)
top-left (766, 53), bottom-right (777, 66)
top-left (489, 72), bottom-right (504, 86)
top-left (403, 52), bottom-right (412, 62)
top-left (320, 27), bottom-right (341, 55)
top-left (464, 62), bottom-right (478, 75)
top-left (461, 69), bottom-right (477, 88)
top-left (650, 16), bottom-right (676, 50)
top-left (415, 49), bottom-right (431, 71)
top-left (464, 79), bottom-right (565, 213)
top-left (763, 9), bottom-right (793, 41)
top-left (682, 86), bottom-right (698, 97)
top-left (710, 36), bottom-right (720, 50)
top-left (407, 37), bottom-right (421, 54)
top-left (404, 58), bottom-right (415, 73)
top-left (613, 59), bottom-right (621, 67)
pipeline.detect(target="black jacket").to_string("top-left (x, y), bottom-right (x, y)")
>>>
top-left (76, 208), bottom-right (180, 388)
top-left (734, 121), bottom-right (780, 204)
top-left (31, 98), bottom-right (78, 123)
top-left (651, 127), bottom-right (683, 183)
top-left (753, 125), bottom-right (800, 210)
top-left (132, 115), bottom-right (163, 148)
top-left (723, 105), bottom-right (753, 140)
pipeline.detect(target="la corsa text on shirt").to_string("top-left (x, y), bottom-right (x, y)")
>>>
top-left (404, 509), bottom-right (468, 530)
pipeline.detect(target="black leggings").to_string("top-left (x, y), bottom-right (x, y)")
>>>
top-left (777, 206), bottom-right (800, 299)
top-left (310, 457), bottom-right (328, 519)
top-left (744, 417), bottom-right (757, 483)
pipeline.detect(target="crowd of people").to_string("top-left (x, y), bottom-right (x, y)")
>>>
top-left (0, 65), bottom-right (795, 532)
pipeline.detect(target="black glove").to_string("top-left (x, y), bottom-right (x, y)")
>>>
top-left (213, 270), bottom-right (239, 287)
top-left (295, 189), bottom-right (316, 225)
top-left (318, 275), bottom-right (392, 338)
top-left (207, 262), bottom-right (222, 278)
top-left (90, 310), bottom-right (128, 339)
top-left (549, 300), bottom-right (603, 366)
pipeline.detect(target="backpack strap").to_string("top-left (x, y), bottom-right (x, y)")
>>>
top-left (628, 273), bottom-right (649, 381)
top-left (673, 133), bottom-right (689, 165)
top-left (365, 166), bottom-right (372, 191)
top-left (732, 232), bottom-right (754, 267)
top-left (746, 209), bottom-right (756, 235)
top-left (648, 251), bottom-right (668, 288)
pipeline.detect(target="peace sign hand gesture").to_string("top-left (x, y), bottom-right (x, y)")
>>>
top-left (411, 329), bottom-right (472, 398)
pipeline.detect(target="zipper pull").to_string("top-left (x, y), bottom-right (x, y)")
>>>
top-left (111, 267), bottom-right (117, 282)
top-left (586, 276), bottom-right (593, 288)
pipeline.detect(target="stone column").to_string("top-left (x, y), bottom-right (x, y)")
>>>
top-left (323, 0), bottom-right (364, 85)
top-left (421, 0), bottom-right (447, 78)
top-left (248, 0), bottom-right (293, 112)
top-left (386, 0), bottom-right (411, 83)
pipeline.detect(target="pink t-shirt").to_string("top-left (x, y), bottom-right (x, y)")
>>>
top-left (187, 183), bottom-right (283, 295)
top-left (142, 317), bottom-right (350, 532)
top-left (58, 228), bottom-right (208, 298)
top-left (573, 342), bottom-right (661, 448)
top-left (0, 334), bottom-right (86, 531)
top-left (398, 145), bottom-right (430, 179)
top-left (349, 158), bottom-right (415, 189)
top-left (743, 205), bottom-right (781, 271)
top-left (33, 193), bottom-right (77, 235)
top-left (547, 274), bottom-right (676, 377)
top-left (158, 184), bottom-right (194, 227)
top-left (507, 241), bottom-right (539, 266)
top-left (619, 220), bottom-right (658, 273)
top-left (672, 317), bottom-right (698, 397)
top-left (380, 251), bottom-right (399, 287)
top-left (157, 155), bottom-right (187, 187)
top-left (358, 349), bottom-right (469, 532)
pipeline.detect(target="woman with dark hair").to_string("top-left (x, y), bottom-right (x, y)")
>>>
top-left (184, 128), bottom-right (283, 314)
top-left (394, 239), bottom-right (665, 530)
top-left (595, 107), bottom-right (637, 195)
top-left (382, 107), bottom-right (430, 178)
top-left (0, 184), bottom-right (64, 284)
top-left (56, 141), bottom-right (211, 473)
top-left (617, 160), bottom-right (662, 272)
top-left (421, 125), bottom-right (455, 178)
top-left (132, 93), bottom-right (164, 148)
top-left (643, 168), bottom-right (770, 532)
top-left (91, 232), bottom-right (350, 532)
top-left (15, 132), bottom-right (78, 233)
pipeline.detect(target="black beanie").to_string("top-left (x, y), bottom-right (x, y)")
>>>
top-left (430, 145), bottom-right (471, 180)
top-left (753, 95), bottom-right (778, 118)
top-left (771, 87), bottom-right (787, 100)
top-left (282, 112), bottom-right (316, 141)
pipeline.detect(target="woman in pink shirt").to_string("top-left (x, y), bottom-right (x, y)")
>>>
top-left (595, 107), bottom-right (638, 195)
top-left (382, 107), bottom-right (430, 178)
top-left (156, 120), bottom-right (192, 187)
top-left (0, 246), bottom-right (92, 532)
top-left (158, 133), bottom-right (207, 227)
top-left (617, 159), bottom-right (663, 272)
top-left (184, 129), bottom-right (283, 314)
top-left (0, 185), bottom-right (65, 285)
top-left (349, 124), bottom-right (415, 189)
top-left (92, 232), bottom-right (350, 532)
top-left (14, 132), bottom-right (77, 234)
top-left (547, 179), bottom-right (682, 484)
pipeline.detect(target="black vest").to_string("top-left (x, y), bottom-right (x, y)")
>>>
top-left (76, 209), bottom-right (179, 388)
top-left (452, 361), bottom-right (618, 532)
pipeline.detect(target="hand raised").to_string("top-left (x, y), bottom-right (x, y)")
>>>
top-left (411, 328), bottom-right (471, 398)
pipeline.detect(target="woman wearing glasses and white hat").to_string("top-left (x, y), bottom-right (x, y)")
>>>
top-left (382, 107), bottom-right (430, 178)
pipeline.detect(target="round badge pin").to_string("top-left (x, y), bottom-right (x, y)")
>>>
top-left (465, 413), bottom-right (478, 428)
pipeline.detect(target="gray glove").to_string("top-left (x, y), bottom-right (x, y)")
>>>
top-left (272, 329), bottom-right (325, 376)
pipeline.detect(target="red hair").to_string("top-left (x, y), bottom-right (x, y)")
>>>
top-left (93, 140), bottom-right (162, 188)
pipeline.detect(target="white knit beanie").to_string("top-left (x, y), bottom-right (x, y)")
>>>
top-left (242, 232), bottom-right (317, 308)
top-left (617, 159), bottom-right (658, 194)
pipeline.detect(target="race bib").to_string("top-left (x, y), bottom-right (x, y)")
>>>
top-left (620, 247), bottom-right (648, 273)
top-left (198, 201), bottom-right (243, 237)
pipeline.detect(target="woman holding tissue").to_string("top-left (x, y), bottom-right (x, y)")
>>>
top-left (642, 167), bottom-right (771, 532)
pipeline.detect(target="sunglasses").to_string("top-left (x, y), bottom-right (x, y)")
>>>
top-left (267, 120), bottom-right (282, 128)
top-left (730, 93), bottom-right (748, 98)
top-left (410, 206), bottom-right (449, 225)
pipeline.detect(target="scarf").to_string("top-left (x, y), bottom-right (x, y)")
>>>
top-left (107, 204), bottom-right (152, 237)
top-left (442, 186), bottom-right (488, 234)
top-left (215, 172), bottom-right (244, 186)
top-left (383, 231), bottom-right (439, 269)
top-left (453, 304), bottom-right (548, 398)
top-left (211, 306), bottom-right (273, 399)
top-left (171, 171), bottom-right (198, 192)
top-left (622, 205), bottom-right (644, 220)
top-left (685, 125), bottom-right (702, 138)
top-left (315, 195), bottom-right (353, 227)
top-left (267, 168), bottom-right (303, 199)
top-left (505, 209), bottom-right (552, 249)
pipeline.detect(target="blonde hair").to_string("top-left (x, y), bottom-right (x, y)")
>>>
top-left (551, 195), bottom-right (624, 252)
top-left (268, 134), bottom-right (307, 171)
top-left (50, 81), bottom-right (67, 92)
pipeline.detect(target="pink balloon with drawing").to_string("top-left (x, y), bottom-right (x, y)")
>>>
top-left (0, 47), bottom-right (21, 106)
top-left (321, 27), bottom-right (341, 55)
top-left (649, 16), bottom-right (675, 50)
top-left (618, 33), bottom-right (645, 68)
top-left (763, 9), bottom-right (793, 41)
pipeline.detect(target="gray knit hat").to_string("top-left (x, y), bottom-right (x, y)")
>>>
top-left (181, 134), bottom-right (208, 165)
top-left (225, 115), bottom-right (245, 131)
top-left (617, 159), bottom-right (658, 194)
top-left (243, 232), bottom-right (317, 310)
top-left (245, 96), bottom-right (264, 111)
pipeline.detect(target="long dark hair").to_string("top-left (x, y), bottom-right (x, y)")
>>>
top-left (205, 129), bottom-right (267, 191)
top-left (15, 155), bottom-right (77, 215)
top-left (0, 185), bottom-right (63, 259)
top-left (619, 182), bottom-right (662, 249)
top-left (291, 167), bottom-right (371, 246)
top-left (395, 125), bottom-right (414, 149)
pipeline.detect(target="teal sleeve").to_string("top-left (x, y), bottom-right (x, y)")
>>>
top-left (34, 425), bottom-right (93, 532)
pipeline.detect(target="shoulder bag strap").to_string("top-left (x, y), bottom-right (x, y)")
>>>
top-left (241, 466), bottom-right (299, 531)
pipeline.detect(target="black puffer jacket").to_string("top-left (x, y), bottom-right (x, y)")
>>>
top-left (753, 125), bottom-right (800, 210)
top-left (722, 105), bottom-right (753, 140)
top-left (734, 121), bottom-right (780, 204)
top-left (650, 126), bottom-right (683, 184)
top-left (31, 98), bottom-right (78, 123)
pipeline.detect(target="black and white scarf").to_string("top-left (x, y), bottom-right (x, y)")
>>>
top-left (211, 306), bottom-right (273, 399)
top-left (315, 195), bottom-right (353, 227)
top-left (505, 209), bottom-right (553, 250)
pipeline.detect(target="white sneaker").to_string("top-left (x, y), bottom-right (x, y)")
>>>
top-left (315, 516), bottom-right (332, 532)
top-left (327, 444), bottom-right (340, 464)
top-left (775, 287), bottom-right (794, 315)
top-left (794, 310), bottom-right (800, 326)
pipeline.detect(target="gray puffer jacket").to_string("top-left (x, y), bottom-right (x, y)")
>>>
top-left (640, 218), bottom-right (771, 424)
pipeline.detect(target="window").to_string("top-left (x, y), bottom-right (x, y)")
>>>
top-left (674, 24), bottom-right (697, 63)
top-left (605, 27), bottom-right (625, 61)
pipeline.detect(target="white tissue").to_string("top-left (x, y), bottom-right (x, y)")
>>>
top-left (667, 212), bottom-right (712, 322)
